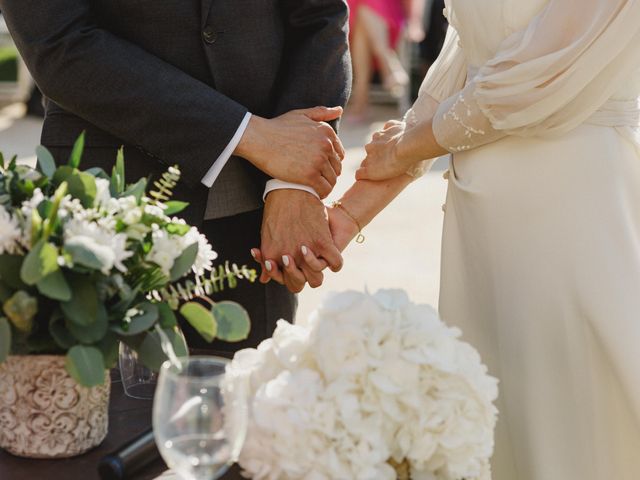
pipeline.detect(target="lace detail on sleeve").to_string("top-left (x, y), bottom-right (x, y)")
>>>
top-left (401, 94), bottom-right (439, 178)
top-left (432, 81), bottom-right (505, 153)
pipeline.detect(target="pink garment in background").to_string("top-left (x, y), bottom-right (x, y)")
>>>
top-left (347, 0), bottom-right (407, 48)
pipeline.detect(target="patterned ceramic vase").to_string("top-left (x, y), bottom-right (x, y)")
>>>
top-left (0, 355), bottom-right (110, 458)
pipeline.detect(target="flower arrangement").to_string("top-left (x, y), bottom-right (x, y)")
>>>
top-left (224, 290), bottom-right (498, 480)
top-left (0, 134), bottom-right (252, 387)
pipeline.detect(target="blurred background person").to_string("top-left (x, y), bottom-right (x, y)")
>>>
top-left (347, 0), bottom-right (415, 121)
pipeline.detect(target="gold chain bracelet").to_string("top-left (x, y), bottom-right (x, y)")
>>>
top-left (331, 201), bottom-right (365, 244)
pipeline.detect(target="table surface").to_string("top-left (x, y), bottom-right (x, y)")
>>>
top-left (0, 371), bottom-right (246, 480)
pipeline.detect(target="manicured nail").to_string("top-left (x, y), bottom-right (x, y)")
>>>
top-left (301, 246), bottom-right (309, 256)
top-left (265, 260), bottom-right (272, 272)
top-left (250, 249), bottom-right (257, 259)
top-left (282, 255), bottom-right (290, 267)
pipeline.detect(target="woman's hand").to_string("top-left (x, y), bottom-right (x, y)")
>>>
top-left (251, 204), bottom-right (359, 290)
top-left (235, 107), bottom-right (346, 198)
top-left (356, 120), bottom-right (415, 181)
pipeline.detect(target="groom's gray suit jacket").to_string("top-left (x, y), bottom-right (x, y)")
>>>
top-left (0, 0), bottom-right (352, 223)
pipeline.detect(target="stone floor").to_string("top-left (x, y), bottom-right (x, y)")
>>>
top-left (0, 102), bottom-right (449, 321)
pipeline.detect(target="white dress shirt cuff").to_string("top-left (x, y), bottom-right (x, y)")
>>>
top-left (263, 179), bottom-right (321, 201)
top-left (201, 112), bottom-right (252, 188)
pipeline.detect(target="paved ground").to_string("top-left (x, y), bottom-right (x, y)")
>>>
top-left (0, 102), bottom-right (448, 321)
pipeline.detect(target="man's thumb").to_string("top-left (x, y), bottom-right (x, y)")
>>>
top-left (302, 106), bottom-right (343, 122)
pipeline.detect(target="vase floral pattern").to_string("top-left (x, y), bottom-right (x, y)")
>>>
top-left (0, 355), bottom-right (110, 458)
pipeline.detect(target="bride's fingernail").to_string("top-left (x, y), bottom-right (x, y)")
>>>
top-left (282, 255), bottom-right (290, 267)
top-left (265, 260), bottom-right (273, 272)
top-left (301, 246), bottom-right (309, 256)
top-left (250, 249), bottom-right (257, 259)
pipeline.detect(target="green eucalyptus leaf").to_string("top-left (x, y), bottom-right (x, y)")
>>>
top-left (0, 254), bottom-right (27, 290)
top-left (163, 201), bottom-right (189, 216)
top-left (36, 146), bottom-right (56, 178)
top-left (3, 291), bottom-right (38, 334)
top-left (169, 242), bottom-right (198, 281)
top-left (180, 302), bottom-right (217, 342)
top-left (157, 303), bottom-right (177, 329)
top-left (64, 236), bottom-right (112, 272)
top-left (66, 302), bottom-right (108, 343)
top-left (68, 131), bottom-right (85, 169)
top-left (86, 167), bottom-right (110, 180)
top-left (97, 331), bottom-right (119, 369)
top-left (135, 328), bottom-right (187, 372)
top-left (37, 269), bottom-right (72, 301)
top-left (53, 165), bottom-right (75, 185)
top-left (0, 317), bottom-right (11, 362)
top-left (111, 302), bottom-right (159, 336)
top-left (20, 239), bottom-right (59, 285)
top-left (67, 171), bottom-right (97, 208)
top-left (211, 301), bottom-right (251, 342)
top-left (61, 276), bottom-right (98, 326)
top-left (121, 178), bottom-right (146, 202)
top-left (49, 313), bottom-right (77, 350)
top-left (65, 345), bottom-right (105, 387)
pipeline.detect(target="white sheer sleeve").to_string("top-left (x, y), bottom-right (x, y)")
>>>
top-left (433, 0), bottom-right (640, 153)
top-left (403, 24), bottom-right (468, 177)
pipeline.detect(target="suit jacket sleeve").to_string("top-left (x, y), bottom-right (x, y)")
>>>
top-left (0, 0), bottom-right (248, 186)
top-left (276, 0), bottom-right (352, 129)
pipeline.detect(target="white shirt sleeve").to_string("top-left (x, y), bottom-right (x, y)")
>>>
top-left (200, 112), bottom-right (252, 187)
top-left (263, 179), bottom-right (320, 201)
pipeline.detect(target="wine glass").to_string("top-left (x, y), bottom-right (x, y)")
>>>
top-left (119, 342), bottom-right (158, 399)
top-left (153, 357), bottom-right (248, 480)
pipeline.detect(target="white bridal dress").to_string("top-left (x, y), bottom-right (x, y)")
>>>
top-left (405, 0), bottom-right (640, 478)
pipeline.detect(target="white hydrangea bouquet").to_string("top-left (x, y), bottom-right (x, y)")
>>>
top-left (0, 134), bottom-right (252, 387)
top-left (223, 290), bottom-right (498, 480)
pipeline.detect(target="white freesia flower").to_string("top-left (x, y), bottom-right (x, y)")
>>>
top-left (223, 290), bottom-right (498, 480)
top-left (64, 218), bottom-right (133, 274)
top-left (94, 177), bottom-right (112, 208)
top-left (0, 205), bottom-right (22, 254)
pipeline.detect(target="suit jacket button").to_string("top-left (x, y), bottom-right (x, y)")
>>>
top-left (203, 26), bottom-right (218, 44)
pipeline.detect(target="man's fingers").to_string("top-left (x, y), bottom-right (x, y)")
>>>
top-left (302, 106), bottom-right (343, 123)
top-left (329, 150), bottom-right (342, 177)
top-left (321, 161), bottom-right (337, 188)
top-left (301, 265), bottom-right (324, 289)
top-left (313, 176), bottom-right (333, 199)
top-left (301, 245), bottom-right (329, 272)
top-left (318, 243), bottom-right (344, 273)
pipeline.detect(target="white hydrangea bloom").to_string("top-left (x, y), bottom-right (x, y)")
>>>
top-left (223, 290), bottom-right (498, 480)
top-left (0, 205), bottom-right (23, 254)
top-left (146, 226), bottom-right (182, 276)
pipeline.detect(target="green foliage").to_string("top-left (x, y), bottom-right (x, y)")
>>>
top-left (212, 301), bottom-right (251, 342)
top-left (180, 302), bottom-right (217, 342)
top-left (3, 291), bottom-right (38, 334)
top-left (0, 137), bottom-right (253, 387)
top-left (37, 270), bottom-right (72, 301)
top-left (65, 345), bottom-right (105, 387)
top-left (0, 317), bottom-right (11, 362)
top-left (68, 132), bottom-right (85, 169)
top-left (170, 243), bottom-right (198, 281)
top-left (20, 240), bottom-right (59, 285)
top-left (36, 146), bottom-right (56, 179)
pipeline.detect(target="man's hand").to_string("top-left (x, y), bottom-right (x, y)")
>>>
top-left (235, 107), bottom-right (346, 198)
top-left (256, 189), bottom-right (343, 293)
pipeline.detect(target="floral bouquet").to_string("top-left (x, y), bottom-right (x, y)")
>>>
top-left (0, 134), bottom-right (252, 387)
top-left (223, 290), bottom-right (498, 480)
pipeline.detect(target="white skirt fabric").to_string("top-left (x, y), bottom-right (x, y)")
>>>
top-left (438, 124), bottom-right (640, 480)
